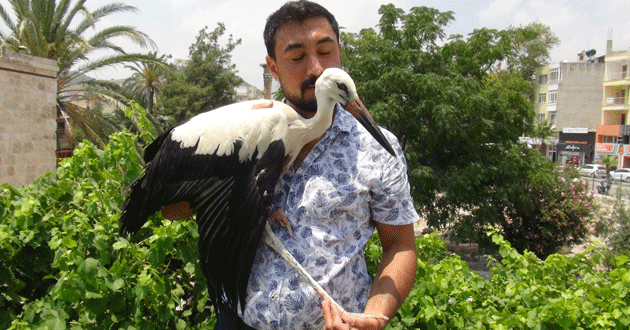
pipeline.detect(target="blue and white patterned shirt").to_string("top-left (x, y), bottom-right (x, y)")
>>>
top-left (240, 104), bottom-right (420, 329)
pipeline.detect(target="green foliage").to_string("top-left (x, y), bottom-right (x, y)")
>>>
top-left (601, 154), bottom-right (618, 173)
top-left (505, 23), bottom-right (560, 83)
top-left (159, 23), bottom-right (242, 124)
top-left (596, 183), bottom-right (630, 269)
top-left (341, 5), bottom-right (579, 255)
top-left (382, 231), bottom-right (630, 329)
top-left (502, 166), bottom-right (595, 259)
top-left (1, 128), bottom-right (214, 328)
top-left (124, 51), bottom-right (174, 115)
top-left (0, 117), bottom-right (626, 329)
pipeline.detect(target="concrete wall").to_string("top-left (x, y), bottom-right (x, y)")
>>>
top-left (0, 50), bottom-right (58, 187)
top-left (555, 62), bottom-right (605, 131)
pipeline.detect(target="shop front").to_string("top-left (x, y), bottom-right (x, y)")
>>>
top-left (596, 143), bottom-right (630, 168)
top-left (558, 132), bottom-right (595, 167)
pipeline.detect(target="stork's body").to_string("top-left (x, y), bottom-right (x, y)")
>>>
top-left (119, 68), bottom-right (394, 320)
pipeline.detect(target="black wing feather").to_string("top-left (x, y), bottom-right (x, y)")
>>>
top-left (119, 133), bottom-right (286, 313)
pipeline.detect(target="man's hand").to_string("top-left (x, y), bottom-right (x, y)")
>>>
top-left (321, 299), bottom-right (386, 330)
top-left (161, 201), bottom-right (193, 220)
top-left (250, 100), bottom-right (274, 109)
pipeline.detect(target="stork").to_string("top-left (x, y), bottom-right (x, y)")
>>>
top-left (119, 68), bottom-right (395, 321)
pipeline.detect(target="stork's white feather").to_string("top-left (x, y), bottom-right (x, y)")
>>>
top-left (170, 100), bottom-right (291, 162)
top-left (169, 67), bottom-right (346, 166)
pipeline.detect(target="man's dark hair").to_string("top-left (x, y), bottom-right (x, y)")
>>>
top-left (264, 0), bottom-right (340, 59)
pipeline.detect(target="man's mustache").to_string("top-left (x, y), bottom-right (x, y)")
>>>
top-left (300, 75), bottom-right (319, 93)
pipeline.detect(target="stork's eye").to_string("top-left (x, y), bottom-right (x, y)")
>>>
top-left (336, 82), bottom-right (349, 100)
top-left (336, 82), bottom-right (349, 94)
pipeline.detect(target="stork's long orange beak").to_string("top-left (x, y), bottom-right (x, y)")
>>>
top-left (343, 98), bottom-right (396, 157)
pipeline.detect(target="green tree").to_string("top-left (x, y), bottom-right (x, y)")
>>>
top-left (0, 0), bottom-right (163, 147)
top-left (601, 154), bottom-right (618, 173)
top-left (124, 51), bottom-right (172, 115)
top-left (159, 23), bottom-right (242, 124)
top-left (342, 5), bottom-right (588, 252)
top-left (505, 22), bottom-right (560, 83)
top-left (530, 119), bottom-right (556, 155)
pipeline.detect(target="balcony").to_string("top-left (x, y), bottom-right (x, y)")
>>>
top-left (603, 96), bottom-right (629, 111)
top-left (606, 71), bottom-right (628, 81)
top-left (605, 70), bottom-right (630, 86)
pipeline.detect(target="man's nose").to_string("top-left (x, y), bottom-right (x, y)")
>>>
top-left (306, 54), bottom-right (324, 78)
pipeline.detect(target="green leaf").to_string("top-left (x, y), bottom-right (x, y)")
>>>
top-left (113, 238), bottom-right (129, 250)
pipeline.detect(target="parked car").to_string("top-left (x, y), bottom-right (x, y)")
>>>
top-left (578, 164), bottom-right (606, 178)
top-left (609, 168), bottom-right (630, 182)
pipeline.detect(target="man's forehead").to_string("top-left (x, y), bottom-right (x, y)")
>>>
top-left (275, 17), bottom-right (338, 52)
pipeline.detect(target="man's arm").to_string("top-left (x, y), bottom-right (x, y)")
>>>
top-left (323, 222), bottom-right (417, 330)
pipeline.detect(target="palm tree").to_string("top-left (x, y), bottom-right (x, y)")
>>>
top-left (530, 119), bottom-right (556, 156)
top-left (124, 52), bottom-right (172, 115)
top-left (0, 0), bottom-right (166, 147)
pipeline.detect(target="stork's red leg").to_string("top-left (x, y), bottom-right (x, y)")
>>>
top-left (267, 208), bottom-right (293, 237)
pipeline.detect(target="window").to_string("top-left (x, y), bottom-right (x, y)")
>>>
top-left (538, 93), bottom-right (547, 103)
top-left (537, 114), bottom-right (546, 121)
top-left (549, 112), bottom-right (556, 123)
top-left (548, 90), bottom-right (557, 104)
top-left (538, 74), bottom-right (547, 85)
top-left (603, 136), bottom-right (617, 143)
top-left (549, 68), bottom-right (561, 83)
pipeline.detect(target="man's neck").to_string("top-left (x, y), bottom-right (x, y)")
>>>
top-left (286, 99), bottom-right (316, 119)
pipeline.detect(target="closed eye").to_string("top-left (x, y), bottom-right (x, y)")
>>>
top-left (336, 82), bottom-right (349, 94)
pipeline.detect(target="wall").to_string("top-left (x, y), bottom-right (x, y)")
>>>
top-left (0, 50), bottom-right (58, 187)
top-left (555, 62), bottom-right (605, 131)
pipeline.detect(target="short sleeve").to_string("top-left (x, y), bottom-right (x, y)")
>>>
top-left (369, 130), bottom-right (420, 225)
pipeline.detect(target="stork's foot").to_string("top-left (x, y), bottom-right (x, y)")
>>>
top-left (267, 208), bottom-right (293, 237)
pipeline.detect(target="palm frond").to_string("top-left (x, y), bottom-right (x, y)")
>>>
top-left (0, 3), bottom-right (16, 33)
top-left (87, 25), bottom-right (156, 50)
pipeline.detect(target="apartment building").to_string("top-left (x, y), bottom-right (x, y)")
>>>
top-left (534, 56), bottom-right (605, 166)
top-left (596, 39), bottom-right (630, 168)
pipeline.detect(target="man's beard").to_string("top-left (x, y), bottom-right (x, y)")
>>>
top-left (284, 75), bottom-right (319, 113)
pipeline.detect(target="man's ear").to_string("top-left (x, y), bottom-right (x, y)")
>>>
top-left (338, 43), bottom-right (343, 62)
top-left (266, 55), bottom-right (280, 81)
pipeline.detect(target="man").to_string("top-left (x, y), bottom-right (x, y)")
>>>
top-left (164, 1), bottom-right (419, 329)
top-left (243, 2), bottom-right (419, 329)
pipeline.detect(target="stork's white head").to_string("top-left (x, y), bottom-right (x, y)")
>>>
top-left (315, 68), bottom-right (358, 107)
top-left (314, 68), bottom-right (396, 156)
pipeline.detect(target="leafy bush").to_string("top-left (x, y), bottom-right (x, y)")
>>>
top-left (595, 181), bottom-right (630, 269)
top-left (1, 106), bottom-right (626, 329)
top-left (501, 166), bottom-right (594, 259)
top-left (1, 133), bottom-right (214, 329)
top-left (385, 230), bottom-right (630, 329)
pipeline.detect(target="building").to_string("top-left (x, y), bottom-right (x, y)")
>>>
top-left (0, 50), bottom-right (58, 187)
top-left (534, 54), bottom-right (605, 166)
top-left (596, 39), bottom-right (630, 168)
top-left (235, 81), bottom-right (261, 101)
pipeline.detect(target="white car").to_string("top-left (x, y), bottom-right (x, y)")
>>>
top-left (609, 168), bottom-right (630, 182)
top-left (578, 164), bottom-right (606, 178)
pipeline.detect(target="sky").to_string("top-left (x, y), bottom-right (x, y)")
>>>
top-left (2, 0), bottom-right (630, 91)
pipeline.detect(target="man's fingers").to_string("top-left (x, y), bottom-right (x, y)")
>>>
top-left (322, 299), bottom-right (348, 330)
top-left (251, 100), bottom-right (274, 109)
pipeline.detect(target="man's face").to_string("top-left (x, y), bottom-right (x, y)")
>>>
top-left (266, 16), bottom-right (342, 116)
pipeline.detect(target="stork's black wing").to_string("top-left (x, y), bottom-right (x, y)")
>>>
top-left (119, 132), bottom-right (286, 312)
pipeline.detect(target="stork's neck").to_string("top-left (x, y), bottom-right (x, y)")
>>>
top-left (302, 97), bottom-right (337, 142)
